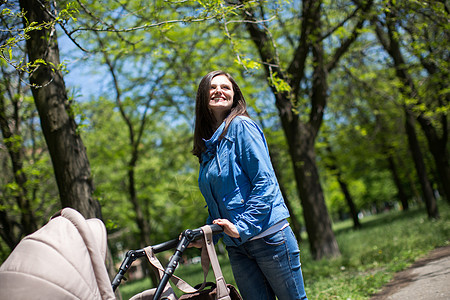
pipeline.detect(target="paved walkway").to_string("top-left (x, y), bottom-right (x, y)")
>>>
top-left (370, 245), bottom-right (450, 300)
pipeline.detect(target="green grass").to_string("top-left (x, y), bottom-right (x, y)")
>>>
top-left (118, 202), bottom-right (450, 299)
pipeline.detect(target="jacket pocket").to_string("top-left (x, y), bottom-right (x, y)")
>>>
top-left (223, 187), bottom-right (245, 210)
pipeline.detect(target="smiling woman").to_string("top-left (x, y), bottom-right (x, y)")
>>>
top-left (190, 70), bottom-right (308, 300)
top-left (208, 75), bottom-right (235, 126)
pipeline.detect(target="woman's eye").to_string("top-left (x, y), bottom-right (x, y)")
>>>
top-left (210, 85), bottom-right (231, 90)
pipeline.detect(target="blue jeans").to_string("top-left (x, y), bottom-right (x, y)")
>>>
top-left (226, 226), bottom-right (308, 300)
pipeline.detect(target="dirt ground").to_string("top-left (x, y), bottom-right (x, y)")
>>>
top-left (370, 244), bottom-right (450, 300)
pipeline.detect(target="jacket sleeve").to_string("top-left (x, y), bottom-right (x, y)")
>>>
top-left (233, 118), bottom-right (278, 243)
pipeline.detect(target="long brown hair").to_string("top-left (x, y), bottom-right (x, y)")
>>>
top-left (192, 70), bottom-right (249, 160)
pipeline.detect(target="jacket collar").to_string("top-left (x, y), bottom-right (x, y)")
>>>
top-left (201, 121), bottom-right (226, 165)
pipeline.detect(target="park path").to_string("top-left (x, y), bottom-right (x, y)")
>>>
top-left (370, 244), bottom-right (450, 300)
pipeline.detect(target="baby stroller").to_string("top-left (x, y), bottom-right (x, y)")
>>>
top-left (0, 208), bottom-right (240, 300)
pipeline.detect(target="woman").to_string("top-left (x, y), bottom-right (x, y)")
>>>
top-left (192, 70), bottom-right (308, 300)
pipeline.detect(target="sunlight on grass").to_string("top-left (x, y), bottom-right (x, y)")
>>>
top-left (118, 202), bottom-right (449, 300)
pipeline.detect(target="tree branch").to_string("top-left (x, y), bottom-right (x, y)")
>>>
top-left (326, 0), bottom-right (373, 72)
top-left (287, 0), bottom-right (315, 98)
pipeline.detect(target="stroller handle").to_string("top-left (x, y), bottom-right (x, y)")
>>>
top-left (152, 223), bottom-right (223, 254)
top-left (111, 224), bottom-right (223, 292)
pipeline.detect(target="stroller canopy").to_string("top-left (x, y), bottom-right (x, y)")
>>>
top-left (0, 208), bottom-right (115, 300)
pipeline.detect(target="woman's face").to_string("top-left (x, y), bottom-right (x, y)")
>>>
top-left (208, 75), bottom-right (234, 118)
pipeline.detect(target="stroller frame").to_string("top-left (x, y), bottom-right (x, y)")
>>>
top-left (111, 224), bottom-right (224, 300)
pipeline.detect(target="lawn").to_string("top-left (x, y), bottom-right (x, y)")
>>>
top-left (117, 202), bottom-right (450, 299)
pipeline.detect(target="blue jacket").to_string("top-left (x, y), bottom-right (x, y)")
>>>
top-left (198, 116), bottom-right (290, 246)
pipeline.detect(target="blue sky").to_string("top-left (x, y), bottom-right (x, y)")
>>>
top-left (58, 34), bottom-right (108, 102)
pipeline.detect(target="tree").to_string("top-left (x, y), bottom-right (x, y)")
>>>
top-left (395, 0), bottom-right (449, 203)
top-left (327, 41), bottom-right (420, 212)
top-left (373, 0), bottom-right (442, 218)
top-left (230, 0), bottom-right (373, 259)
top-left (18, 0), bottom-right (102, 218)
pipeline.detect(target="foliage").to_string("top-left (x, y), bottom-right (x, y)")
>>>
top-left (315, 0), bottom-right (448, 215)
top-left (80, 97), bottom-right (207, 257)
top-left (0, 1), bottom-right (77, 79)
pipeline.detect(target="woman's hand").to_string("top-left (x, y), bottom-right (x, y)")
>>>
top-left (180, 233), bottom-right (203, 248)
top-left (187, 239), bottom-right (203, 248)
top-left (213, 219), bottom-right (240, 238)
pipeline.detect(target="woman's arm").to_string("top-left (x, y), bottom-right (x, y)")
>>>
top-left (232, 118), bottom-right (277, 242)
top-left (213, 218), bottom-right (240, 238)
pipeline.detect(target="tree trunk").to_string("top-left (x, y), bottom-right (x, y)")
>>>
top-left (386, 154), bottom-right (409, 211)
top-left (18, 0), bottom-right (101, 219)
top-left (0, 210), bottom-right (19, 250)
top-left (128, 158), bottom-right (152, 248)
top-left (292, 128), bottom-right (340, 258)
top-left (415, 115), bottom-right (450, 203)
top-left (0, 91), bottom-right (37, 238)
top-left (325, 145), bottom-right (361, 229)
top-left (336, 176), bottom-right (360, 229)
top-left (128, 161), bottom-right (157, 287)
top-left (269, 147), bottom-right (303, 243)
top-left (404, 110), bottom-right (439, 218)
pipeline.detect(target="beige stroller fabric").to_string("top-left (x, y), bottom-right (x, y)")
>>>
top-left (0, 208), bottom-right (115, 300)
